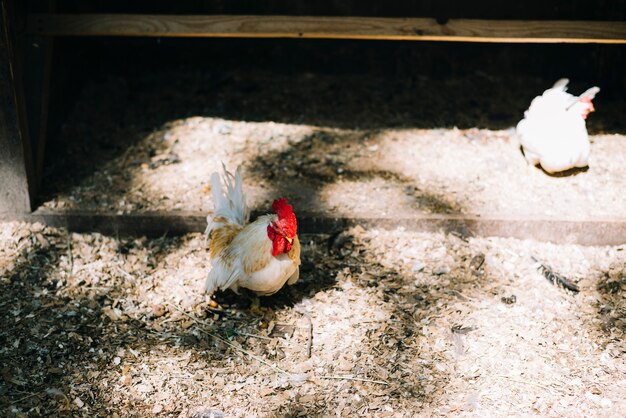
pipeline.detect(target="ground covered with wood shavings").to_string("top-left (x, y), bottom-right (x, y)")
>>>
top-left (41, 71), bottom-right (626, 220)
top-left (1, 221), bottom-right (624, 417)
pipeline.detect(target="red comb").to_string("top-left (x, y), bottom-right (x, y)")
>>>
top-left (272, 198), bottom-right (292, 218)
top-left (272, 198), bottom-right (297, 236)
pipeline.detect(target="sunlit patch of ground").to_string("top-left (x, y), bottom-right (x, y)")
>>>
top-left (1, 221), bottom-right (624, 416)
top-left (40, 71), bottom-right (626, 221)
top-left (42, 114), bottom-right (626, 221)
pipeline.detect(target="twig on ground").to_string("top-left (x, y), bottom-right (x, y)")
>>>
top-left (236, 331), bottom-right (273, 341)
top-left (318, 375), bottom-right (390, 385)
top-left (11, 391), bottom-right (43, 404)
top-left (66, 231), bottom-right (74, 278)
top-left (116, 264), bottom-right (136, 283)
top-left (296, 309), bottom-right (313, 358)
top-left (236, 331), bottom-right (308, 352)
top-left (167, 303), bottom-right (290, 376)
top-left (495, 375), bottom-right (554, 391)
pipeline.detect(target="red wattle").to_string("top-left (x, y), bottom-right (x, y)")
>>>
top-left (267, 225), bottom-right (276, 240)
top-left (272, 236), bottom-right (286, 256)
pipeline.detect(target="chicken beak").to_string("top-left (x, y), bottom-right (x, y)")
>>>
top-left (285, 236), bottom-right (293, 244)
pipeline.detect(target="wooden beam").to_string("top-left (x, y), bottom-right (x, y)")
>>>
top-left (27, 14), bottom-right (626, 44)
top-left (23, 35), bottom-right (53, 190)
top-left (0, 0), bottom-right (36, 213)
top-left (22, 0), bottom-right (56, 190)
top-left (3, 209), bottom-right (625, 246)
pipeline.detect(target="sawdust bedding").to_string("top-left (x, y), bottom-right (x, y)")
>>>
top-left (1, 221), bottom-right (624, 417)
top-left (5, 64), bottom-right (626, 416)
top-left (40, 70), bottom-right (626, 220)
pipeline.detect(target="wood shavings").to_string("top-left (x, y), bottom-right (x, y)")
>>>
top-left (1, 221), bottom-right (624, 416)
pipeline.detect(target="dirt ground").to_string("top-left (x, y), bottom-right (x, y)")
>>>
top-left (0, 221), bottom-right (624, 417)
top-left (2, 48), bottom-right (626, 416)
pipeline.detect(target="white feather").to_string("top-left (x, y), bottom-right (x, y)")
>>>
top-left (516, 79), bottom-right (599, 173)
top-left (206, 164), bottom-right (249, 236)
top-left (205, 165), bottom-right (300, 297)
top-left (240, 254), bottom-right (299, 296)
top-left (205, 216), bottom-right (272, 295)
top-left (205, 214), bottom-right (299, 296)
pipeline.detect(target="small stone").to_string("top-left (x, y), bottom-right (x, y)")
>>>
top-left (259, 387), bottom-right (273, 397)
top-left (433, 266), bottom-right (450, 275)
top-left (136, 383), bottom-right (153, 393)
top-left (412, 261), bottom-right (425, 273)
top-left (501, 295), bottom-right (517, 305)
top-left (102, 306), bottom-right (122, 321)
top-left (181, 319), bottom-right (194, 329)
top-left (151, 304), bottom-right (166, 317)
top-left (600, 398), bottom-right (613, 408)
top-left (469, 254), bottom-right (485, 272)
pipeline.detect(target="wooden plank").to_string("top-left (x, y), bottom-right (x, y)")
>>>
top-left (23, 34), bottom-right (53, 189)
top-left (0, 0), bottom-right (35, 214)
top-left (23, 0), bottom-right (56, 189)
top-left (27, 14), bottom-right (626, 44)
top-left (3, 209), bottom-right (625, 246)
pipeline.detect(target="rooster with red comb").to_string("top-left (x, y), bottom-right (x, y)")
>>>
top-left (205, 165), bottom-right (301, 298)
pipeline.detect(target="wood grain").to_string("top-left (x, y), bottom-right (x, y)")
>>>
top-left (2, 209), bottom-right (624, 245)
top-left (27, 14), bottom-right (626, 43)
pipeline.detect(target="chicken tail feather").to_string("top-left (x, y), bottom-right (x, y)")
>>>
top-left (552, 78), bottom-right (569, 90)
top-left (579, 86), bottom-right (600, 100)
top-left (206, 164), bottom-right (249, 237)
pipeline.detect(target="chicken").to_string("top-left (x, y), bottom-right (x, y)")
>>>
top-left (205, 165), bottom-right (301, 297)
top-left (516, 78), bottom-right (599, 173)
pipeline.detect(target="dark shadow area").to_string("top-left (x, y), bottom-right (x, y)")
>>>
top-left (53, 0), bottom-right (625, 20)
top-left (595, 265), bottom-right (626, 339)
top-left (0, 228), bottom-right (195, 415)
top-left (540, 165), bottom-right (590, 178)
top-left (35, 34), bottom-right (626, 210)
top-left (0, 220), bottom-right (486, 415)
top-left (49, 37), bottom-right (626, 130)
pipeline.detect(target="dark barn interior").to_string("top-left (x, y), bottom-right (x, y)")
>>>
top-left (1, 1), bottom-right (625, 416)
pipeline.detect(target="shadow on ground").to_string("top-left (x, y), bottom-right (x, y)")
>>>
top-left (595, 263), bottom-right (626, 339)
top-left (40, 56), bottom-right (626, 209)
top-left (0, 214), bottom-right (491, 416)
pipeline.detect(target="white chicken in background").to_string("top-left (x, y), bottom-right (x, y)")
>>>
top-left (516, 78), bottom-right (600, 173)
top-left (205, 165), bottom-right (301, 297)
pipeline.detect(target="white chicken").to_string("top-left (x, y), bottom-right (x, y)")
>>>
top-left (205, 165), bottom-right (301, 297)
top-left (516, 78), bottom-right (599, 173)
